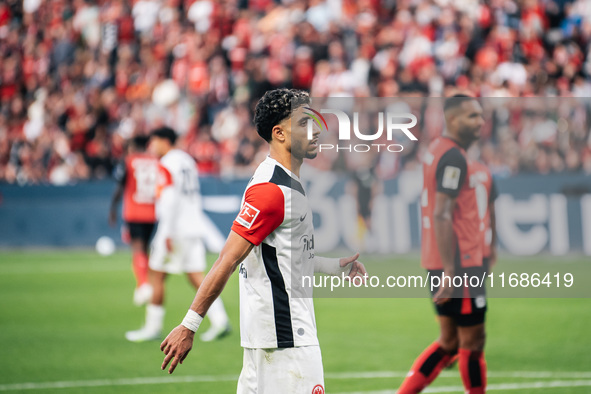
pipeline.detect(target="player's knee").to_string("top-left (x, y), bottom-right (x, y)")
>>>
top-left (460, 328), bottom-right (485, 351)
top-left (475, 329), bottom-right (486, 350)
top-left (438, 335), bottom-right (459, 353)
top-left (130, 239), bottom-right (145, 252)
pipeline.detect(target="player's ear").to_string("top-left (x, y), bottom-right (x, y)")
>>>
top-left (272, 124), bottom-right (286, 143)
top-left (444, 109), bottom-right (457, 130)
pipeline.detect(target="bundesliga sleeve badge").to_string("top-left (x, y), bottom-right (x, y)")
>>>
top-left (236, 202), bottom-right (261, 229)
top-left (442, 166), bottom-right (461, 190)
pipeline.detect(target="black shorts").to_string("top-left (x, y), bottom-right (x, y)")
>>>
top-left (127, 222), bottom-right (155, 245)
top-left (428, 266), bottom-right (488, 327)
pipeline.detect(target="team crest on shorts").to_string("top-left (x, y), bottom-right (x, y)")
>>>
top-left (312, 384), bottom-right (325, 394)
top-left (475, 295), bottom-right (486, 309)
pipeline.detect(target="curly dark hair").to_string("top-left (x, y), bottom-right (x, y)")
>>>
top-left (151, 126), bottom-right (178, 144)
top-left (253, 89), bottom-right (310, 142)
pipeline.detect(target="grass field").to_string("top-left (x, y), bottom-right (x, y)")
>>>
top-left (0, 251), bottom-right (590, 394)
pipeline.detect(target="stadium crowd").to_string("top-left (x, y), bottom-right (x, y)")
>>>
top-left (1, 0), bottom-right (591, 185)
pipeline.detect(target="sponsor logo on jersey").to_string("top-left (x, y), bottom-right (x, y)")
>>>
top-left (312, 384), bottom-right (325, 394)
top-left (236, 202), bottom-right (260, 229)
top-left (300, 234), bottom-right (315, 252)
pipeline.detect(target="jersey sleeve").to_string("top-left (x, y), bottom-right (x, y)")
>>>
top-left (231, 182), bottom-right (285, 246)
top-left (155, 163), bottom-right (174, 199)
top-left (435, 147), bottom-right (467, 198)
top-left (154, 163), bottom-right (178, 235)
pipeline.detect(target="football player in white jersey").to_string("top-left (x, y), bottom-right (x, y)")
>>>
top-left (126, 127), bottom-right (231, 343)
top-left (160, 90), bottom-right (367, 394)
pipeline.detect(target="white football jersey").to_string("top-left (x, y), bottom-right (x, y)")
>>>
top-left (232, 156), bottom-right (318, 349)
top-left (155, 149), bottom-right (204, 239)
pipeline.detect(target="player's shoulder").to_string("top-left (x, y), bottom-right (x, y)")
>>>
top-left (248, 156), bottom-right (277, 185)
top-left (429, 136), bottom-right (466, 170)
top-left (429, 137), bottom-right (461, 154)
top-left (439, 146), bottom-right (465, 164)
top-left (424, 137), bottom-right (460, 165)
top-left (125, 153), bottom-right (137, 166)
top-left (248, 157), bottom-right (305, 195)
top-left (129, 152), bottom-right (158, 165)
top-left (161, 149), bottom-right (194, 168)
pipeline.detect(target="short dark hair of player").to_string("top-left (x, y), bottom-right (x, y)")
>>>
top-left (443, 94), bottom-right (477, 113)
top-left (253, 88), bottom-right (310, 142)
top-left (151, 126), bottom-right (177, 145)
top-left (130, 135), bottom-right (150, 151)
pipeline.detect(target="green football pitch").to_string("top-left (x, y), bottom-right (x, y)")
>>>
top-left (0, 251), bottom-right (590, 394)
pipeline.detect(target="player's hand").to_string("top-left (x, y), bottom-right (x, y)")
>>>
top-left (160, 325), bottom-right (195, 374)
top-left (108, 210), bottom-right (117, 227)
top-left (340, 253), bottom-right (367, 282)
top-left (433, 273), bottom-right (454, 305)
top-left (165, 238), bottom-right (174, 253)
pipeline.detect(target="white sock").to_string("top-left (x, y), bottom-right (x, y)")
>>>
top-left (207, 298), bottom-right (229, 328)
top-left (146, 304), bottom-right (165, 332)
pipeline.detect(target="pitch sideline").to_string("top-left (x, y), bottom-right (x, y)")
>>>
top-left (1, 371), bottom-right (590, 392)
top-left (335, 379), bottom-right (591, 394)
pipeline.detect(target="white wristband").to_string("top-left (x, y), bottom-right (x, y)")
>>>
top-left (181, 309), bottom-right (203, 332)
top-left (314, 256), bottom-right (351, 276)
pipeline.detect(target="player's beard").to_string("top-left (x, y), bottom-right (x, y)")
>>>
top-left (291, 138), bottom-right (318, 160)
top-left (305, 149), bottom-right (318, 159)
top-left (458, 126), bottom-right (480, 148)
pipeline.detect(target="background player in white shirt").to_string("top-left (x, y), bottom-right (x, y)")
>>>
top-left (159, 89), bottom-right (367, 394)
top-left (126, 127), bottom-right (230, 343)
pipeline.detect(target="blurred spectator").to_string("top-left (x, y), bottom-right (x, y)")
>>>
top-left (2, 0), bottom-right (591, 185)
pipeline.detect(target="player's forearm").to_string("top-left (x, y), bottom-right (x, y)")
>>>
top-left (189, 256), bottom-right (238, 317)
top-left (489, 203), bottom-right (497, 250)
top-left (110, 186), bottom-right (124, 211)
top-left (434, 215), bottom-right (456, 275)
top-left (188, 231), bottom-right (254, 318)
top-left (489, 203), bottom-right (497, 262)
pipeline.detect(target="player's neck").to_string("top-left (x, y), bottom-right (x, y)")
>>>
top-left (442, 133), bottom-right (471, 150)
top-left (160, 146), bottom-right (174, 158)
top-left (269, 147), bottom-right (302, 178)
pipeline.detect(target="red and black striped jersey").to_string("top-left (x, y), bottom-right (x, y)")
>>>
top-left (116, 153), bottom-right (158, 223)
top-left (420, 137), bottom-right (483, 270)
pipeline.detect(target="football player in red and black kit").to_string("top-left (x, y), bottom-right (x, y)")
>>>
top-left (398, 95), bottom-right (488, 394)
top-left (110, 135), bottom-right (159, 306)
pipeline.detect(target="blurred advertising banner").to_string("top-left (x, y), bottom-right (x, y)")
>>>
top-left (1, 97), bottom-right (590, 260)
top-left (301, 170), bottom-right (591, 256)
top-left (0, 174), bottom-right (589, 257)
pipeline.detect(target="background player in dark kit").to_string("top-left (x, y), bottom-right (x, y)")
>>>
top-left (398, 95), bottom-right (488, 394)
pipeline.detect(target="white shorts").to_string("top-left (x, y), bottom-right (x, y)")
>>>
top-left (237, 346), bottom-right (325, 394)
top-left (149, 236), bottom-right (206, 274)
